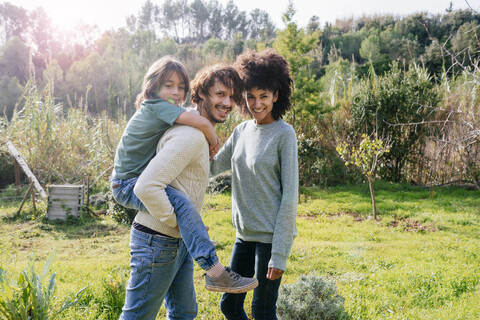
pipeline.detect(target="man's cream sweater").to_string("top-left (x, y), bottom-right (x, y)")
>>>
top-left (133, 124), bottom-right (209, 238)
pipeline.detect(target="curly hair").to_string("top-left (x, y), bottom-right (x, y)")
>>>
top-left (234, 48), bottom-right (293, 120)
top-left (190, 63), bottom-right (244, 108)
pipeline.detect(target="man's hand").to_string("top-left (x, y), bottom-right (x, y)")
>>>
top-left (209, 137), bottom-right (220, 161)
top-left (266, 267), bottom-right (284, 280)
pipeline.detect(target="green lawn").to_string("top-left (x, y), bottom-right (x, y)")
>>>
top-left (1, 183), bottom-right (479, 319)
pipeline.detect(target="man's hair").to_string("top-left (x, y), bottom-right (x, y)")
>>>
top-left (234, 48), bottom-right (293, 120)
top-left (190, 64), bottom-right (244, 107)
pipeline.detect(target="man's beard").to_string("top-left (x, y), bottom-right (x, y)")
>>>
top-left (200, 97), bottom-right (230, 124)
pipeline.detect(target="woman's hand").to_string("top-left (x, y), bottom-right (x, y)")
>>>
top-left (267, 267), bottom-right (284, 280)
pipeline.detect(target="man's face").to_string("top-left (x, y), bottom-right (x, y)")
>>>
top-left (199, 81), bottom-right (235, 124)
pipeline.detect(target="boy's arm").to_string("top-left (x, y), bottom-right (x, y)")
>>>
top-left (175, 111), bottom-right (219, 150)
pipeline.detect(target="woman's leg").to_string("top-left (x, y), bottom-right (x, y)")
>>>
top-left (251, 242), bottom-right (282, 320)
top-left (220, 238), bottom-right (256, 320)
top-left (120, 227), bottom-right (193, 320)
top-left (165, 185), bottom-right (219, 270)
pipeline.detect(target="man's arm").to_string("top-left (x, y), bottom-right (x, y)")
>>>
top-left (134, 127), bottom-right (206, 228)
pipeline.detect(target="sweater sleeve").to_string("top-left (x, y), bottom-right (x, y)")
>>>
top-left (210, 129), bottom-right (235, 177)
top-left (269, 128), bottom-right (299, 271)
top-left (134, 127), bottom-right (206, 228)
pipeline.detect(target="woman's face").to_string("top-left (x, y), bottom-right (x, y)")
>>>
top-left (156, 71), bottom-right (186, 106)
top-left (246, 87), bottom-right (278, 125)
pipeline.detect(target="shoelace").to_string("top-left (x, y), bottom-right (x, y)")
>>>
top-left (225, 267), bottom-right (240, 280)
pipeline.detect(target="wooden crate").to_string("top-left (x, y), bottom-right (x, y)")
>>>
top-left (47, 184), bottom-right (84, 220)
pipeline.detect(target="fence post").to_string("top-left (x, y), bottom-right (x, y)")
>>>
top-left (14, 159), bottom-right (21, 194)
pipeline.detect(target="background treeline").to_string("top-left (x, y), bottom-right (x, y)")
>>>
top-left (0, 0), bottom-right (479, 190)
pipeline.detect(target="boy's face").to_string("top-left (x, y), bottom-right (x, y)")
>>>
top-left (199, 80), bottom-right (235, 124)
top-left (156, 71), bottom-right (186, 106)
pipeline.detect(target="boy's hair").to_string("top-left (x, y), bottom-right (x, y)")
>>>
top-left (234, 48), bottom-right (293, 120)
top-left (190, 63), bottom-right (244, 108)
top-left (135, 56), bottom-right (190, 109)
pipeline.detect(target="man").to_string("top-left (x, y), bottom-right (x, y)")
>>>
top-left (120, 64), bottom-right (254, 320)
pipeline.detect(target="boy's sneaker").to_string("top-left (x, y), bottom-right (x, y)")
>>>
top-left (205, 267), bottom-right (258, 293)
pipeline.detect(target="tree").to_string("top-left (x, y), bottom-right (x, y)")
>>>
top-left (249, 9), bottom-right (275, 41)
top-left (0, 2), bottom-right (29, 44)
top-left (0, 36), bottom-right (30, 83)
top-left (337, 134), bottom-right (390, 219)
top-left (190, 0), bottom-right (209, 42)
top-left (274, 2), bottom-right (324, 127)
top-left (223, 0), bottom-right (247, 40)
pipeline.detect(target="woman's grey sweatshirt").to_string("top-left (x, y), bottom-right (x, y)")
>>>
top-left (210, 119), bottom-right (299, 271)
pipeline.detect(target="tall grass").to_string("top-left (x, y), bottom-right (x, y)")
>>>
top-left (1, 83), bottom-right (126, 185)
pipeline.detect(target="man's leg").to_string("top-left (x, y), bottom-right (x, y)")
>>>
top-left (164, 241), bottom-right (198, 320)
top-left (120, 227), bottom-right (182, 320)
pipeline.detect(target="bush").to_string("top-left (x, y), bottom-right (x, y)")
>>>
top-left (107, 201), bottom-right (137, 225)
top-left (277, 274), bottom-right (347, 320)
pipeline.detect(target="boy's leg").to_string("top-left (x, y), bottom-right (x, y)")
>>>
top-left (110, 177), bottom-right (147, 212)
top-left (165, 185), bottom-right (218, 270)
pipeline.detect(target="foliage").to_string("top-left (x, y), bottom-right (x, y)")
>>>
top-left (277, 274), bottom-right (347, 320)
top-left (107, 201), bottom-right (137, 225)
top-left (0, 252), bottom-right (87, 320)
top-left (274, 3), bottom-right (325, 127)
top-left (350, 62), bottom-right (439, 182)
top-left (2, 83), bottom-right (124, 186)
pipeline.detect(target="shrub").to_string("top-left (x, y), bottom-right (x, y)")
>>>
top-left (277, 274), bottom-right (347, 320)
top-left (107, 201), bottom-right (137, 225)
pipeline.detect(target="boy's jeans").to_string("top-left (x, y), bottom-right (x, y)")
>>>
top-left (120, 227), bottom-right (197, 320)
top-left (110, 177), bottom-right (219, 271)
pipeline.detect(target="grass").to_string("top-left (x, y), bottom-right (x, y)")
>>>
top-left (0, 182), bottom-right (479, 319)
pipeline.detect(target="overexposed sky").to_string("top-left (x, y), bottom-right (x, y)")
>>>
top-left (11, 0), bottom-right (480, 32)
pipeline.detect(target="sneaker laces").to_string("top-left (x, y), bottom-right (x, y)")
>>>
top-left (225, 267), bottom-right (240, 280)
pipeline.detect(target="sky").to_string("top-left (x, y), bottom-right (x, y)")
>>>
top-left (11, 0), bottom-right (480, 32)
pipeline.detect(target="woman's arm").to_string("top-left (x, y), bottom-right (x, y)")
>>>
top-left (209, 130), bottom-right (235, 177)
top-left (269, 128), bottom-right (299, 272)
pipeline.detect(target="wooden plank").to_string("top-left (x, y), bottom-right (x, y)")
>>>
top-left (6, 141), bottom-right (47, 198)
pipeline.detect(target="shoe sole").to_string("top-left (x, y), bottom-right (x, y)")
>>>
top-left (205, 279), bottom-right (258, 293)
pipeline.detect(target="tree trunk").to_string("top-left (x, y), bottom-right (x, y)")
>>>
top-left (368, 177), bottom-right (377, 220)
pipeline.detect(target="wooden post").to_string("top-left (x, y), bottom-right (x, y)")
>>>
top-left (17, 182), bottom-right (34, 215)
top-left (30, 179), bottom-right (36, 212)
top-left (14, 159), bottom-right (21, 194)
top-left (6, 141), bottom-right (47, 199)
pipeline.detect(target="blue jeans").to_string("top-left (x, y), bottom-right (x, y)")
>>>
top-left (220, 238), bottom-right (282, 320)
top-left (110, 177), bottom-right (218, 271)
top-left (120, 227), bottom-right (197, 320)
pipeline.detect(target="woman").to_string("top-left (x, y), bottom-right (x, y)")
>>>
top-left (210, 48), bottom-right (299, 320)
